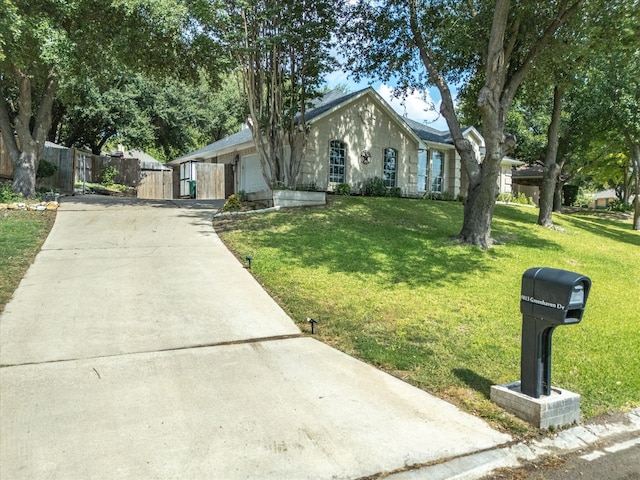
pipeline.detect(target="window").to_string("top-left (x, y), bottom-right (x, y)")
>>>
top-left (417, 150), bottom-right (427, 192)
top-left (329, 140), bottom-right (346, 183)
top-left (431, 150), bottom-right (444, 192)
top-left (383, 148), bottom-right (397, 187)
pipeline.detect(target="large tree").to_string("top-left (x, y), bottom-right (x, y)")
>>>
top-left (340, 0), bottom-right (588, 247)
top-left (570, 2), bottom-right (640, 229)
top-left (52, 72), bottom-right (244, 161)
top-left (0, 0), bottom-right (219, 197)
top-left (207, 0), bottom-right (337, 189)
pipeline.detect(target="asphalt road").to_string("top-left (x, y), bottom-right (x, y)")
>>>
top-left (488, 432), bottom-right (640, 480)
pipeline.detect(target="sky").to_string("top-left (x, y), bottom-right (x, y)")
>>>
top-left (323, 69), bottom-right (451, 131)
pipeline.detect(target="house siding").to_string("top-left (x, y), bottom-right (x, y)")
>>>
top-left (303, 96), bottom-right (419, 195)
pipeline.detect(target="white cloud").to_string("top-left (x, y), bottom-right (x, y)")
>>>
top-left (376, 84), bottom-right (445, 129)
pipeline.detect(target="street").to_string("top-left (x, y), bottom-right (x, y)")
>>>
top-left (487, 432), bottom-right (640, 480)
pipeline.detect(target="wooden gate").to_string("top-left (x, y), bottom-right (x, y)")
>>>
top-left (137, 170), bottom-right (173, 199)
top-left (196, 163), bottom-right (225, 199)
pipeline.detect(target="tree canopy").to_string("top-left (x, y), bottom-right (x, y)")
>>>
top-left (339, 0), bottom-right (588, 247)
top-left (0, 0), bottom-right (225, 196)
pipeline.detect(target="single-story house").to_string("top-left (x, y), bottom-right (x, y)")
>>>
top-left (168, 87), bottom-right (522, 200)
top-left (511, 164), bottom-right (544, 205)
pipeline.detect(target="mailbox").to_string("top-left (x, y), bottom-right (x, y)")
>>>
top-left (520, 267), bottom-right (591, 398)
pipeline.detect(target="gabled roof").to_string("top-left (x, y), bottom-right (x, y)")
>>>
top-left (169, 87), bottom-right (474, 164)
top-left (168, 128), bottom-right (253, 164)
top-left (403, 118), bottom-right (451, 144)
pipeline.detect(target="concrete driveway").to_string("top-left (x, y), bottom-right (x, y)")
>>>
top-left (1, 196), bottom-right (511, 479)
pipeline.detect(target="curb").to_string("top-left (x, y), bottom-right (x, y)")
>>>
top-left (384, 408), bottom-right (640, 479)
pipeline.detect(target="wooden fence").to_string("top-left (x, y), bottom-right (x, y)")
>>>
top-left (1, 136), bottom-right (172, 199)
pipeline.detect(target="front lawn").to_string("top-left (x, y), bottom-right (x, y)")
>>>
top-left (0, 209), bottom-right (56, 312)
top-left (214, 196), bottom-right (640, 434)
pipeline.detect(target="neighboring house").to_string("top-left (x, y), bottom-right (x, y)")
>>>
top-left (512, 164), bottom-right (544, 205)
top-left (168, 87), bottom-right (522, 199)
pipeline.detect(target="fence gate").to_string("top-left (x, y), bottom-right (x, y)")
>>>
top-left (195, 163), bottom-right (225, 200)
top-left (137, 170), bottom-right (173, 199)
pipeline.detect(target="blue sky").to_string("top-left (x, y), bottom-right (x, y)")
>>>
top-left (323, 69), bottom-right (451, 131)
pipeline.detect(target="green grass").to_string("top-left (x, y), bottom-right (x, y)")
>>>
top-left (0, 210), bottom-right (56, 312)
top-left (214, 196), bottom-right (640, 434)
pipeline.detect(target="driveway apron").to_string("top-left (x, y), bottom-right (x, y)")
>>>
top-left (1, 196), bottom-right (511, 479)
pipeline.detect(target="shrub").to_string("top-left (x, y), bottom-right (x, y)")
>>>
top-left (335, 183), bottom-right (351, 196)
top-left (362, 177), bottom-right (388, 197)
top-left (100, 166), bottom-right (119, 186)
top-left (36, 159), bottom-right (57, 179)
top-left (607, 198), bottom-right (632, 212)
top-left (497, 192), bottom-right (534, 205)
top-left (563, 185), bottom-right (579, 206)
top-left (388, 187), bottom-right (402, 198)
top-left (1, 181), bottom-right (22, 203)
top-left (299, 181), bottom-right (318, 192)
top-left (223, 194), bottom-right (242, 211)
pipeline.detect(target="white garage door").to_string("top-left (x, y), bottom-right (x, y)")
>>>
top-left (241, 154), bottom-right (269, 193)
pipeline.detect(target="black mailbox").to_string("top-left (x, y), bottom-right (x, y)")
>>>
top-left (520, 267), bottom-right (591, 398)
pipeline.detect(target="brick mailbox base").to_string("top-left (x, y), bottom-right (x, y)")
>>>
top-left (491, 381), bottom-right (581, 429)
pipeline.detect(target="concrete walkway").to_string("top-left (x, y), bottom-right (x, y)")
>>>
top-left (1, 196), bottom-right (511, 479)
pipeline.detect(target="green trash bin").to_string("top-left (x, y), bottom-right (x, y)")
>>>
top-left (188, 180), bottom-right (196, 199)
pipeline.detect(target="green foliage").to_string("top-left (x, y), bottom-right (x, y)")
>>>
top-left (335, 183), bottom-right (351, 196)
top-left (388, 187), bottom-right (402, 198)
top-left (56, 71), bottom-right (244, 160)
top-left (299, 181), bottom-right (318, 192)
top-left (216, 196), bottom-right (640, 430)
top-left (237, 190), bottom-right (248, 203)
top-left (362, 177), bottom-right (388, 197)
top-left (497, 192), bottom-right (535, 205)
top-left (1, 181), bottom-right (23, 203)
top-left (100, 166), bottom-right (118, 186)
top-left (223, 194), bottom-right (243, 211)
top-left (36, 159), bottom-right (57, 179)
top-left (425, 191), bottom-right (456, 201)
top-left (607, 199), bottom-right (633, 212)
top-left (563, 185), bottom-right (580, 206)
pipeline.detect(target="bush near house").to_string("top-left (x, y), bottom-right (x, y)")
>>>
top-left (362, 176), bottom-right (390, 197)
top-left (214, 196), bottom-right (640, 434)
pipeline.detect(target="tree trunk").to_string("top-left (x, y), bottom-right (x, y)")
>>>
top-left (12, 149), bottom-right (39, 198)
top-left (460, 156), bottom-right (501, 247)
top-left (0, 68), bottom-right (58, 198)
top-left (553, 177), bottom-right (564, 212)
top-left (538, 85), bottom-right (564, 227)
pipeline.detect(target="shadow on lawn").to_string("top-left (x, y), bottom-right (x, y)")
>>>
top-left (216, 197), bottom-right (563, 288)
top-left (452, 368), bottom-right (495, 399)
top-left (560, 213), bottom-right (639, 248)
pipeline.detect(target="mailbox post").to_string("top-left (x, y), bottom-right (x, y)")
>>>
top-left (520, 267), bottom-right (591, 398)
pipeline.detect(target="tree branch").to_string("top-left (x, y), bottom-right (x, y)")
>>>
top-left (505, 0), bottom-right (583, 107)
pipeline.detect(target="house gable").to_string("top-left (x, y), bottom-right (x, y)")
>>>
top-left (302, 89), bottom-right (421, 194)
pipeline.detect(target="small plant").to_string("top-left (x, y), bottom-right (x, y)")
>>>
top-left (1, 181), bottom-right (23, 203)
top-left (497, 192), bottom-right (534, 205)
top-left (440, 190), bottom-right (454, 201)
top-left (362, 177), bottom-right (388, 197)
top-left (237, 190), bottom-right (248, 203)
top-left (223, 194), bottom-right (243, 211)
top-left (100, 166), bottom-right (119, 186)
top-left (335, 183), bottom-right (351, 196)
top-left (299, 181), bottom-right (318, 192)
